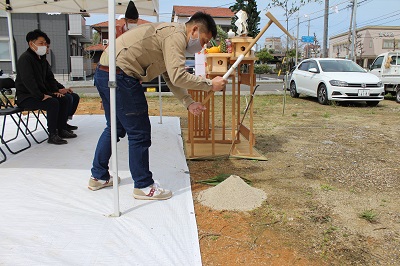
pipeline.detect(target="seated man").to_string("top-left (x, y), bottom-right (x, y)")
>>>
top-left (15, 29), bottom-right (77, 145)
top-left (44, 36), bottom-right (80, 131)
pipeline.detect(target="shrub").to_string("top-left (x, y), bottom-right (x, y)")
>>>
top-left (254, 64), bottom-right (272, 74)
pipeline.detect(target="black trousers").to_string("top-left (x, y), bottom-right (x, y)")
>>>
top-left (65, 92), bottom-right (80, 118)
top-left (18, 96), bottom-right (69, 134)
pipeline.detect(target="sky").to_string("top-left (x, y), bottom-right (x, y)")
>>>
top-left (85, 0), bottom-right (400, 46)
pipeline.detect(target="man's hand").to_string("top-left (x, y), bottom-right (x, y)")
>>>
top-left (188, 102), bottom-right (206, 116)
top-left (53, 92), bottom-right (64, 98)
top-left (58, 87), bottom-right (73, 94)
top-left (58, 88), bottom-right (68, 94)
top-left (42, 94), bottom-right (52, 101)
top-left (211, 76), bottom-right (227, 92)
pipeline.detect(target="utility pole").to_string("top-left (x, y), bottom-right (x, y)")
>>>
top-left (347, 0), bottom-right (354, 58)
top-left (305, 14), bottom-right (310, 58)
top-left (322, 0), bottom-right (329, 58)
top-left (296, 16), bottom-right (299, 65)
top-left (351, 0), bottom-right (358, 62)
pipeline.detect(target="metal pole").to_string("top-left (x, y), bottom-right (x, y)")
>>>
top-left (308, 18), bottom-right (310, 58)
top-left (157, 13), bottom-right (163, 124)
top-left (295, 16), bottom-right (299, 65)
top-left (322, 0), bottom-right (329, 58)
top-left (108, 0), bottom-right (120, 217)
top-left (6, 11), bottom-right (16, 74)
top-left (352, 0), bottom-right (358, 62)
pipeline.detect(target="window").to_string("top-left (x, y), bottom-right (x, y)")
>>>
top-left (308, 60), bottom-right (319, 71)
top-left (390, 55), bottom-right (400, 65)
top-left (298, 61), bottom-right (309, 71)
top-left (0, 38), bottom-right (10, 61)
top-left (382, 39), bottom-right (399, 49)
top-left (370, 56), bottom-right (384, 70)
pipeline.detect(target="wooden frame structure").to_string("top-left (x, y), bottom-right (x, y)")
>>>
top-left (183, 12), bottom-right (294, 160)
top-left (184, 49), bottom-right (265, 160)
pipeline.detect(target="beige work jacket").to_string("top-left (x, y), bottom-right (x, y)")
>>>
top-left (99, 22), bottom-right (213, 108)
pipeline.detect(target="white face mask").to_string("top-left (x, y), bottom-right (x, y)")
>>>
top-left (186, 29), bottom-right (203, 54)
top-left (32, 42), bottom-right (47, 56)
top-left (127, 23), bottom-right (137, 30)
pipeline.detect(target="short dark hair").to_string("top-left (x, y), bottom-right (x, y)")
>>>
top-left (25, 29), bottom-right (49, 43)
top-left (186, 12), bottom-right (217, 39)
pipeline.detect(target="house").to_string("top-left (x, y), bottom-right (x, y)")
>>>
top-left (171, 6), bottom-right (234, 33)
top-left (85, 18), bottom-right (151, 71)
top-left (0, 11), bottom-right (92, 80)
top-left (264, 37), bottom-right (282, 52)
top-left (329, 25), bottom-right (400, 67)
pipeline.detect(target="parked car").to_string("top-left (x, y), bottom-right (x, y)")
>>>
top-left (185, 59), bottom-right (196, 74)
top-left (142, 75), bottom-right (169, 92)
top-left (283, 65), bottom-right (296, 90)
top-left (289, 58), bottom-right (385, 106)
top-left (142, 60), bottom-right (196, 92)
top-left (369, 51), bottom-right (400, 103)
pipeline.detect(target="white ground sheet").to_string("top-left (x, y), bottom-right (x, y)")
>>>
top-left (0, 115), bottom-right (201, 265)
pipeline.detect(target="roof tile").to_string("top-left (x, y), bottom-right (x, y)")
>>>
top-left (173, 6), bottom-right (234, 18)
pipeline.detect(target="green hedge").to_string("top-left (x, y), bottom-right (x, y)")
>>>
top-left (254, 64), bottom-right (272, 74)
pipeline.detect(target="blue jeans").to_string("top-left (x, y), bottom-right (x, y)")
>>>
top-left (91, 67), bottom-right (153, 188)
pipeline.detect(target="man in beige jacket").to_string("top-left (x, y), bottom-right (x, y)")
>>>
top-left (89, 12), bottom-right (226, 200)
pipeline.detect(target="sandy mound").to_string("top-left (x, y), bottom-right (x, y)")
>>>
top-left (197, 175), bottom-right (267, 211)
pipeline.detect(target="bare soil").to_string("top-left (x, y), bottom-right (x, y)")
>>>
top-left (77, 94), bottom-right (400, 265)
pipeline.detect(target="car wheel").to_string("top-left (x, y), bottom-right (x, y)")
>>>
top-left (396, 89), bottom-right (400, 103)
top-left (366, 101), bottom-right (379, 107)
top-left (290, 81), bottom-right (299, 98)
top-left (317, 84), bottom-right (329, 105)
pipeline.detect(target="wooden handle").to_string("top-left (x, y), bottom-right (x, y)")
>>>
top-left (202, 90), bottom-right (214, 105)
top-left (265, 11), bottom-right (295, 40)
top-left (242, 19), bottom-right (274, 56)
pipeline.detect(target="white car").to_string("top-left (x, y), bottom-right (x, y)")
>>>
top-left (289, 58), bottom-right (385, 106)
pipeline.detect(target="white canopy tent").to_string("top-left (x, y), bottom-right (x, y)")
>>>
top-left (1, 0), bottom-right (161, 216)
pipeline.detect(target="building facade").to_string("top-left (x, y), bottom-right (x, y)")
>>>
top-left (329, 26), bottom-right (400, 67)
top-left (85, 18), bottom-right (151, 71)
top-left (264, 37), bottom-right (282, 52)
top-left (171, 5), bottom-right (234, 32)
top-left (0, 11), bottom-right (91, 79)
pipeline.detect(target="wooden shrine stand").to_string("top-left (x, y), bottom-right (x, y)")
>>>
top-left (183, 39), bottom-right (266, 160)
top-left (182, 12), bottom-right (294, 160)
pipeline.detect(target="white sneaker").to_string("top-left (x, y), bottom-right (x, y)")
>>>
top-left (88, 176), bottom-right (121, 191)
top-left (133, 183), bottom-right (172, 200)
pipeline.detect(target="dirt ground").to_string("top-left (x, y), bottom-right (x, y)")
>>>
top-left (76, 94), bottom-right (400, 265)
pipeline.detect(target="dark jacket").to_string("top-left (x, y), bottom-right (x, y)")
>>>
top-left (15, 48), bottom-right (58, 104)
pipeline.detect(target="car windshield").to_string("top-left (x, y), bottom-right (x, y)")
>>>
top-left (185, 60), bottom-right (195, 67)
top-left (319, 60), bottom-right (365, 72)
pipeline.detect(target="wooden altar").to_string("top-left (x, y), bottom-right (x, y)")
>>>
top-left (182, 48), bottom-right (266, 160)
top-left (181, 12), bottom-right (294, 160)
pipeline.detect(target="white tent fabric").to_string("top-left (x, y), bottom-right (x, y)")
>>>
top-left (0, 0), bottom-right (159, 15)
top-left (0, 115), bottom-right (202, 265)
top-left (1, 0), bottom-right (162, 215)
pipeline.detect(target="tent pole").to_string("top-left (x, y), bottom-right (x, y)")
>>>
top-left (157, 13), bottom-right (163, 124)
top-left (108, 0), bottom-right (120, 217)
top-left (6, 11), bottom-right (16, 74)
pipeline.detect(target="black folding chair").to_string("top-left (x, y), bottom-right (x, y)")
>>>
top-left (0, 81), bottom-right (32, 156)
top-left (0, 146), bottom-right (6, 164)
top-left (24, 108), bottom-right (49, 144)
top-left (0, 78), bottom-right (48, 144)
